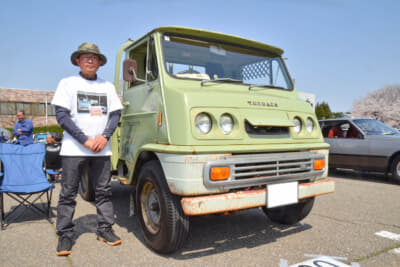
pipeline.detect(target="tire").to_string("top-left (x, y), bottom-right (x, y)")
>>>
top-left (390, 155), bottom-right (400, 184)
top-left (79, 166), bottom-right (95, 201)
top-left (136, 160), bottom-right (189, 254)
top-left (262, 197), bottom-right (315, 225)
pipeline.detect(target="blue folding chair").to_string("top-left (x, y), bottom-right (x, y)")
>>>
top-left (0, 143), bottom-right (54, 230)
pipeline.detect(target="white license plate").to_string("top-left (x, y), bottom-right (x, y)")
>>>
top-left (267, 182), bottom-right (298, 208)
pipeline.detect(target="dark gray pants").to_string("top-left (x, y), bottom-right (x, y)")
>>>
top-left (56, 156), bottom-right (114, 238)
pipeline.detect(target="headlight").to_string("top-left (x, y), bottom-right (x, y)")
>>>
top-left (195, 113), bottom-right (212, 134)
top-left (219, 114), bottom-right (234, 134)
top-left (306, 118), bottom-right (314, 133)
top-left (293, 117), bottom-right (302, 133)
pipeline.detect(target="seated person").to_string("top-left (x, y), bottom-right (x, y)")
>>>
top-left (346, 126), bottom-right (360, 138)
top-left (45, 132), bottom-right (63, 171)
top-left (328, 125), bottom-right (343, 138)
top-left (46, 132), bottom-right (63, 144)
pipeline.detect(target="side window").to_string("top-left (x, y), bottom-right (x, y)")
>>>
top-left (147, 38), bottom-right (158, 81)
top-left (326, 122), bottom-right (360, 138)
top-left (128, 41), bottom-right (148, 87)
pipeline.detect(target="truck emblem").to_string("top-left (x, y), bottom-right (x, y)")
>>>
top-left (247, 101), bottom-right (278, 107)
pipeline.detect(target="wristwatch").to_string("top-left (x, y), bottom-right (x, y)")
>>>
top-left (102, 135), bottom-right (110, 141)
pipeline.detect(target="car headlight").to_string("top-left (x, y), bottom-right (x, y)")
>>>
top-left (306, 118), bottom-right (314, 133)
top-left (219, 114), bottom-right (234, 134)
top-left (195, 113), bottom-right (212, 134)
top-left (293, 117), bottom-right (302, 134)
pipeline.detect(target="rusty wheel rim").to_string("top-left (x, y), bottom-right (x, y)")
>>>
top-left (140, 181), bottom-right (161, 234)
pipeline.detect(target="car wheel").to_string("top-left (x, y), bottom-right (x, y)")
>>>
top-left (262, 197), bottom-right (315, 225)
top-left (79, 166), bottom-right (95, 201)
top-left (136, 160), bottom-right (189, 254)
top-left (390, 155), bottom-right (400, 184)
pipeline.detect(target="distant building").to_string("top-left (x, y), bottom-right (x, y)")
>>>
top-left (0, 88), bottom-right (57, 128)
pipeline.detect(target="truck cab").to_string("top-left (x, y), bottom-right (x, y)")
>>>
top-left (82, 26), bottom-right (334, 254)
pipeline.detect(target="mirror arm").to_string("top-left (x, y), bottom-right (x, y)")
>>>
top-left (132, 69), bottom-right (146, 83)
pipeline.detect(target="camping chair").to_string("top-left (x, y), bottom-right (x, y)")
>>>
top-left (0, 143), bottom-right (54, 230)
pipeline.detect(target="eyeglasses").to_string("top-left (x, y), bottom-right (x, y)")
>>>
top-left (80, 55), bottom-right (100, 62)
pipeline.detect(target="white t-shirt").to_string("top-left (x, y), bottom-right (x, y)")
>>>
top-left (52, 75), bottom-right (122, 156)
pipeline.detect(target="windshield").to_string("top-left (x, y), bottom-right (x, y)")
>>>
top-left (162, 34), bottom-right (293, 90)
top-left (353, 119), bottom-right (400, 135)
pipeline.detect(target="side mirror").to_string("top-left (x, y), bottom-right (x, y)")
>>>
top-left (123, 59), bottom-right (138, 82)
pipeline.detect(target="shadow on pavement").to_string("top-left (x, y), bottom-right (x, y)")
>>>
top-left (108, 181), bottom-right (313, 259)
top-left (0, 203), bottom-right (57, 228)
top-left (173, 212), bottom-right (312, 260)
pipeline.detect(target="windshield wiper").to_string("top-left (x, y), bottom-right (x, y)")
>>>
top-left (248, 84), bottom-right (286, 91)
top-left (201, 78), bottom-right (243, 86)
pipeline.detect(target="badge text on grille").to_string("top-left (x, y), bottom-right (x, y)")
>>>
top-left (247, 101), bottom-right (278, 107)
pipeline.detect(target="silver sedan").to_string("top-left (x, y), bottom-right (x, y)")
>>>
top-left (319, 118), bottom-right (400, 184)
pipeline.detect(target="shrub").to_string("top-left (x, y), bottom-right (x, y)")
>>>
top-left (6, 125), bottom-right (63, 135)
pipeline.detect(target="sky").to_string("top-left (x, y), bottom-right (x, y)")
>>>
top-left (1, 0), bottom-right (399, 112)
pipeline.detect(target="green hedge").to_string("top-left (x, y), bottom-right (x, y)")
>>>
top-left (6, 125), bottom-right (63, 135)
top-left (33, 125), bottom-right (63, 134)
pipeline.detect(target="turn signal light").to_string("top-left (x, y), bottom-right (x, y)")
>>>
top-left (314, 159), bottom-right (325, 170)
top-left (158, 112), bottom-right (162, 126)
top-left (210, 167), bottom-right (230, 180)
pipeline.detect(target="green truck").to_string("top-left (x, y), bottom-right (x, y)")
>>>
top-left (79, 26), bottom-right (335, 253)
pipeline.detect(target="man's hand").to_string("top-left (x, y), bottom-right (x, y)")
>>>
top-left (84, 138), bottom-right (96, 150)
top-left (91, 136), bottom-right (108, 153)
top-left (83, 136), bottom-right (108, 153)
top-left (46, 135), bottom-right (56, 144)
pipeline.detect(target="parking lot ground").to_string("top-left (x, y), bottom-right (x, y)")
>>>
top-left (0, 173), bottom-right (399, 266)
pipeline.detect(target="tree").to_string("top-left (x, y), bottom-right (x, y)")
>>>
top-left (315, 102), bottom-right (333, 120)
top-left (351, 85), bottom-right (400, 128)
top-left (332, 112), bottom-right (346, 118)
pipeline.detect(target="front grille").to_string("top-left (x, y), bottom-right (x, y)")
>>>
top-left (203, 152), bottom-right (324, 189)
top-left (234, 158), bottom-right (312, 180)
top-left (245, 121), bottom-right (289, 136)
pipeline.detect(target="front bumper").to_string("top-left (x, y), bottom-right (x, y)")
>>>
top-left (181, 178), bottom-right (335, 215)
top-left (157, 150), bottom-right (329, 196)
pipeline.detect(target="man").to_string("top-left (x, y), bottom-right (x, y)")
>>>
top-left (12, 111), bottom-right (33, 145)
top-left (52, 43), bottom-right (123, 256)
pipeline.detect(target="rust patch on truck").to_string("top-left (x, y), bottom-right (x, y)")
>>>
top-left (181, 189), bottom-right (266, 216)
top-left (181, 179), bottom-right (335, 216)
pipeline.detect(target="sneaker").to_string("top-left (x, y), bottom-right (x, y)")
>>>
top-left (97, 229), bottom-right (122, 246)
top-left (56, 235), bottom-right (73, 256)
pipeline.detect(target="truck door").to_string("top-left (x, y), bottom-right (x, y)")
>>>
top-left (120, 38), bottom-right (161, 162)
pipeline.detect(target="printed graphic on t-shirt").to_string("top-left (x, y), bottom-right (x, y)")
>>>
top-left (77, 91), bottom-right (107, 114)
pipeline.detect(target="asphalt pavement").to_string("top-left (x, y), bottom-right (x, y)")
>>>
top-left (0, 171), bottom-right (399, 266)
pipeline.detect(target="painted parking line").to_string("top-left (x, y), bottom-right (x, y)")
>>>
top-left (280, 255), bottom-right (360, 267)
top-left (375, 231), bottom-right (400, 241)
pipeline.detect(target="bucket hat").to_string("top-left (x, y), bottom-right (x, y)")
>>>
top-left (70, 42), bottom-right (107, 66)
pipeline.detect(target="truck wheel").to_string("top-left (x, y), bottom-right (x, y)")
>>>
top-left (390, 155), bottom-right (400, 184)
top-left (262, 197), bottom-right (315, 225)
top-left (79, 167), bottom-right (95, 201)
top-left (136, 160), bottom-right (189, 254)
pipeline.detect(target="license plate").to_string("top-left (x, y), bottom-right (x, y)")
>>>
top-left (267, 182), bottom-right (298, 208)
